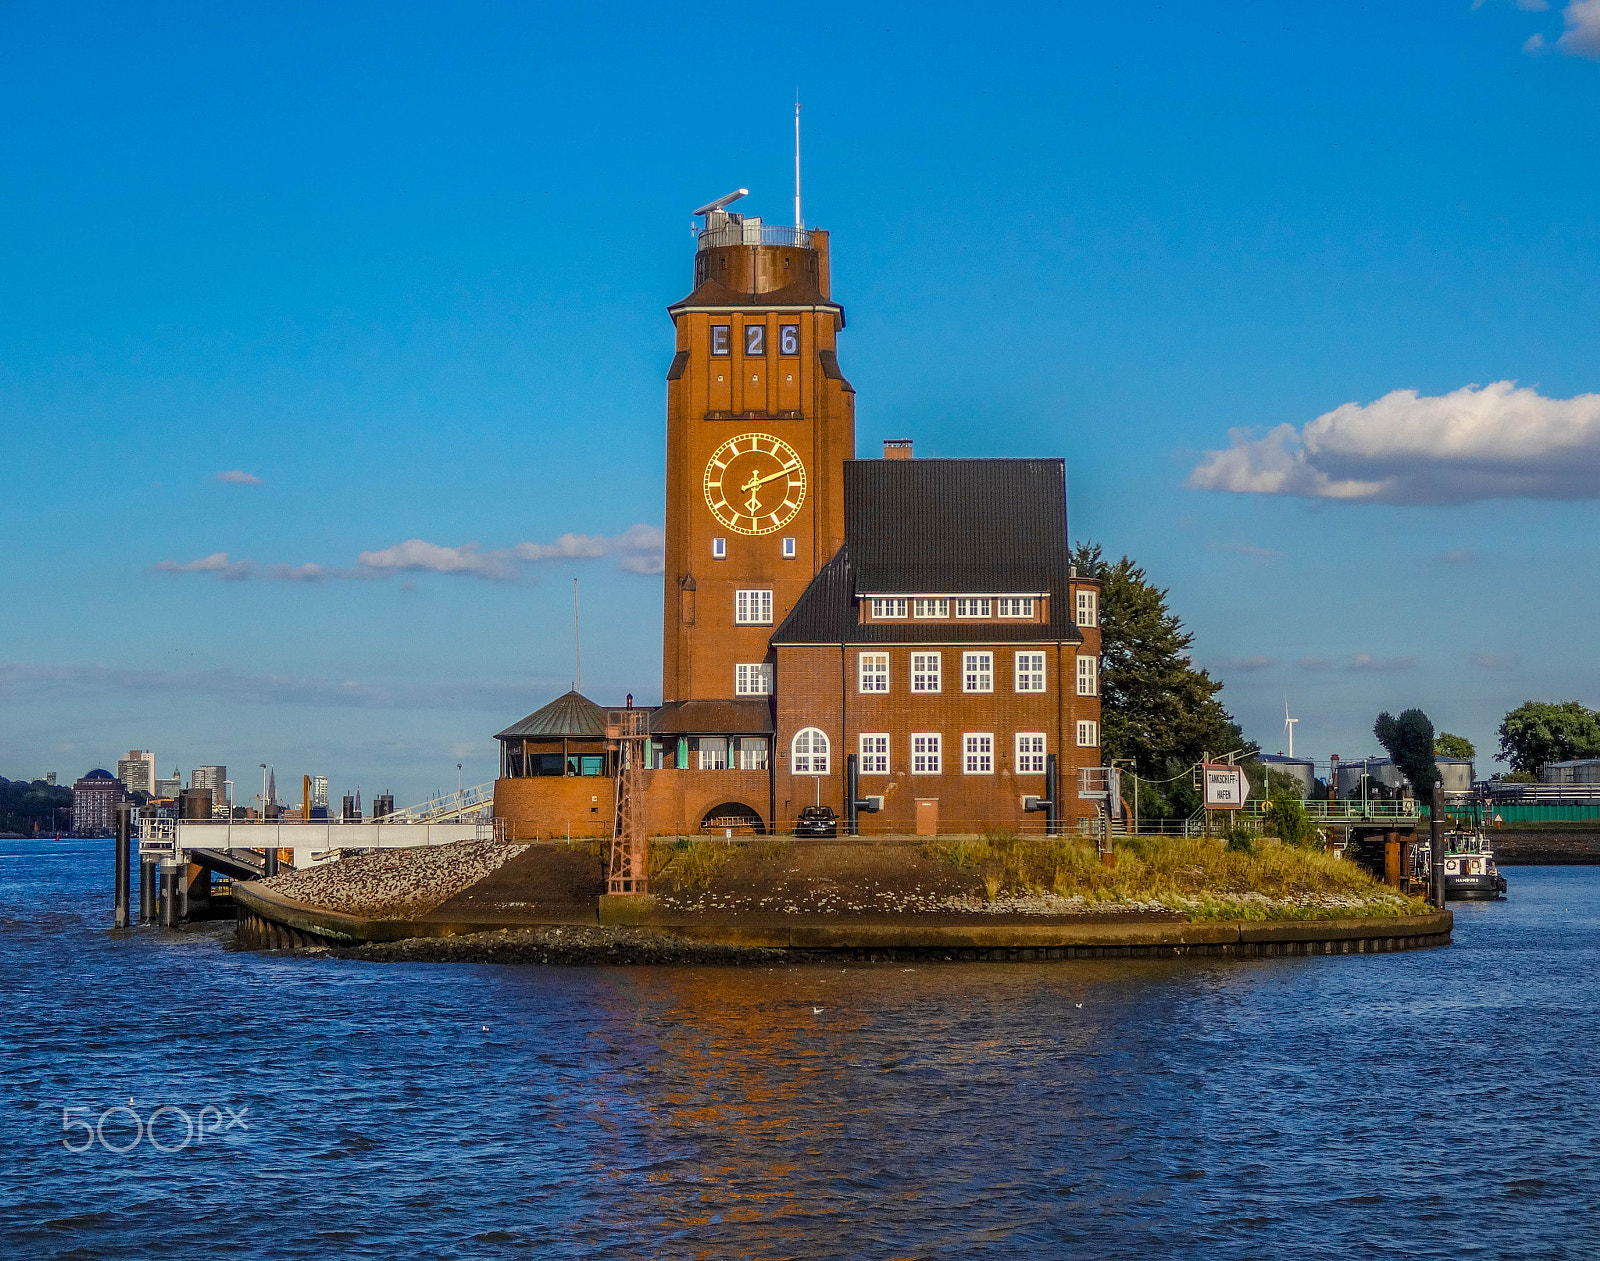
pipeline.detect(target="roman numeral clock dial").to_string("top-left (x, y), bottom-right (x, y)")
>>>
top-left (703, 433), bottom-right (807, 536)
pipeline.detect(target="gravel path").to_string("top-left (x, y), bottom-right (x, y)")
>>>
top-left (263, 840), bottom-right (528, 919)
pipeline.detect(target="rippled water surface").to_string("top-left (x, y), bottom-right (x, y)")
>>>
top-left (4, 839), bottom-right (1599, 1258)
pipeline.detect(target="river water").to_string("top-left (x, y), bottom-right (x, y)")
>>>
top-left (3, 838), bottom-right (1598, 1259)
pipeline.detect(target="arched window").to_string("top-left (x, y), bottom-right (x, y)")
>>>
top-left (791, 727), bottom-right (830, 775)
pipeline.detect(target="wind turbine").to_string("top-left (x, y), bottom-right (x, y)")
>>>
top-left (1284, 698), bottom-right (1299, 759)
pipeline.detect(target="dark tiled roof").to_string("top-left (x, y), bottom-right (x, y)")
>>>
top-left (667, 276), bottom-right (844, 321)
top-left (772, 458), bottom-right (1083, 646)
top-left (495, 690), bottom-right (610, 740)
top-left (650, 698), bottom-right (774, 735)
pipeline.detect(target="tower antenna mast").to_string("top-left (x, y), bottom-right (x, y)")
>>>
top-left (794, 96), bottom-right (802, 230)
top-left (573, 577), bottom-right (581, 693)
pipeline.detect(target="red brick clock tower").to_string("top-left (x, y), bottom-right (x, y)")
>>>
top-left (660, 196), bottom-right (856, 702)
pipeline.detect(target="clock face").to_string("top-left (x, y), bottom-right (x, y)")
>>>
top-left (703, 433), bottom-right (807, 536)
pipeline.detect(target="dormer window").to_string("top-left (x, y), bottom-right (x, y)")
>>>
top-left (998, 597), bottom-right (1034, 618)
top-left (869, 598), bottom-right (907, 619)
top-left (955, 598), bottom-right (991, 618)
top-left (913, 598), bottom-right (949, 618)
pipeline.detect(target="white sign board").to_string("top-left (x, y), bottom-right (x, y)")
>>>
top-left (1203, 765), bottom-right (1251, 810)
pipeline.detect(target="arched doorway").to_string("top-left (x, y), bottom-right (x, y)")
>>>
top-left (699, 801), bottom-right (765, 835)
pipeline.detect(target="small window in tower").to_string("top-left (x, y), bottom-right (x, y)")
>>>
top-left (779, 324), bottom-right (800, 355)
top-left (712, 537), bottom-right (726, 559)
top-left (711, 325), bottom-right (730, 356)
top-left (782, 537), bottom-right (796, 559)
top-left (744, 324), bottom-right (765, 356)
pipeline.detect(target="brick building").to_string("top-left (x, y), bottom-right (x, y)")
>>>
top-left (493, 198), bottom-right (1101, 839)
top-left (72, 768), bottom-right (129, 835)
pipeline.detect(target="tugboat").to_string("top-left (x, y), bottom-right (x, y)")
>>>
top-left (1424, 827), bottom-right (1508, 901)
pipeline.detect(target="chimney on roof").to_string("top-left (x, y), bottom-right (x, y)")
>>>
top-left (883, 438), bottom-right (913, 460)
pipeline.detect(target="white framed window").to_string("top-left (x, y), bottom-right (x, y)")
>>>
top-left (712, 537), bottom-right (726, 559)
top-left (782, 537), bottom-right (796, 559)
top-left (998, 597), bottom-right (1034, 618)
top-left (1016, 733), bottom-right (1046, 774)
top-left (955, 598), bottom-right (991, 618)
top-left (911, 651), bottom-right (942, 693)
top-left (911, 733), bottom-right (942, 774)
top-left (738, 738), bottom-right (769, 770)
top-left (913, 598), bottom-right (949, 618)
top-left (963, 651), bottom-right (993, 693)
top-left (735, 589), bottom-right (773, 624)
top-left (869, 597), bottom-right (907, 619)
top-left (1076, 589), bottom-right (1098, 628)
top-left (963, 733), bottom-right (994, 774)
top-left (735, 663), bottom-right (773, 696)
top-left (1015, 651), bottom-right (1046, 693)
top-left (858, 652), bottom-right (889, 693)
top-left (1077, 720), bottom-right (1100, 748)
top-left (791, 727), bottom-right (830, 774)
top-left (859, 733), bottom-right (889, 775)
top-left (1076, 655), bottom-right (1098, 697)
top-left (698, 740), bottom-right (729, 770)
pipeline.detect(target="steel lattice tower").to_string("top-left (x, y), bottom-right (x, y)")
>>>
top-left (607, 710), bottom-right (650, 895)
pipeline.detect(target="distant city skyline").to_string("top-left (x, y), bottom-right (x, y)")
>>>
top-left (4, 2), bottom-right (1600, 803)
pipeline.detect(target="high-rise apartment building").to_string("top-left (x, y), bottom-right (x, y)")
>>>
top-left (311, 775), bottom-right (328, 809)
top-left (116, 750), bottom-right (155, 796)
top-left (192, 765), bottom-right (228, 809)
top-left (73, 769), bottom-right (128, 834)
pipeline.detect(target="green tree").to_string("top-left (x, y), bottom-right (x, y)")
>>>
top-left (1072, 542), bottom-right (1253, 816)
top-left (1496, 701), bottom-right (1600, 774)
top-left (1265, 784), bottom-right (1313, 846)
top-left (1374, 709), bottom-right (1440, 798)
top-left (1434, 732), bottom-right (1475, 759)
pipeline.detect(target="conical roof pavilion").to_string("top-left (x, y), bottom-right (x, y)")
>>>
top-left (494, 690), bottom-right (609, 741)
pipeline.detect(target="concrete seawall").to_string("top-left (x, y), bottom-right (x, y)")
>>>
top-left (234, 881), bottom-right (1452, 961)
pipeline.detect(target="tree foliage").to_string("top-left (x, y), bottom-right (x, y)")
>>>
top-left (1374, 709), bottom-right (1440, 798)
top-left (1434, 732), bottom-right (1475, 759)
top-left (1496, 701), bottom-right (1600, 774)
top-left (0, 777), bottom-right (73, 836)
top-left (1266, 785), bottom-right (1314, 846)
top-left (1072, 542), bottom-right (1253, 817)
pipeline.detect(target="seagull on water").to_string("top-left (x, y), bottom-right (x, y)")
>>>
top-left (812, 1007), bottom-right (824, 1014)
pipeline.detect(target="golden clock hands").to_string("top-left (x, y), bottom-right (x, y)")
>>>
top-left (748, 462), bottom-right (799, 489)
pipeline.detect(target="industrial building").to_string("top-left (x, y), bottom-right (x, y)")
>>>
top-left (493, 199), bottom-right (1103, 839)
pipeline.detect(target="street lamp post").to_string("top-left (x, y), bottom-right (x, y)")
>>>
top-left (457, 763), bottom-right (464, 819)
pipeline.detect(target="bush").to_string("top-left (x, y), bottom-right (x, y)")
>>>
top-left (1266, 787), bottom-right (1314, 846)
top-left (1224, 828), bottom-right (1256, 854)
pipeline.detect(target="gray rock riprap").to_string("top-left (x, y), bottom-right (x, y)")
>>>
top-left (263, 839), bottom-right (528, 919)
top-left (322, 924), bottom-right (787, 966)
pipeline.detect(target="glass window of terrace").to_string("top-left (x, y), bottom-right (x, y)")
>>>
top-left (500, 739), bottom-right (612, 777)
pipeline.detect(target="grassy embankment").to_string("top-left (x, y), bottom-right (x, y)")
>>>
top-left (924, 832), bottom-right (1428, 921)
top-left (641, 832), bottom-right (1427, 922)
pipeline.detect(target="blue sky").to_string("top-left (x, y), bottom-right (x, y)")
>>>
top-left (4, 0), bottom-right (1599, 805)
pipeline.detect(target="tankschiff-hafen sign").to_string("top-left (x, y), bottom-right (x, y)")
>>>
top-left (1203, 766), bottom-right (1251, 810)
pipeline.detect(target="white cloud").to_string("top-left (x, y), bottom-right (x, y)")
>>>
top-left (1299, 653), bottom-right (1416, 672)
top-left (151, 525), bottom-right (667, 584)
top-left (0, 661), bottom-right (523, 709)
top-left (1436, 549), bottom-right (1475, 565)
top-left (1557, 0), bottom-right (1600, 55)
top-left (1220, 655), bottom-right (1278, 672)
top-left (356, 539), bottom-right (514, 580)
top-left (1348, 653), bottom-right (1417, 672)
top-left (214, 470), bottom-right (263, 485)
top-left (1189, 381), bottom-right (1600, 503)
top-left (514, 523), bottom-right (665, 574)
top-left (151, 552), bottom-right (253, 580)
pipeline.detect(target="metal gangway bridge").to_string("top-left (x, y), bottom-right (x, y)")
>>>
top-left (136, 782), bottom-right (501, 877)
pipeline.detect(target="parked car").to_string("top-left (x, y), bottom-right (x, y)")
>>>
top-left (793, 805), bottom-right (839, 838)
